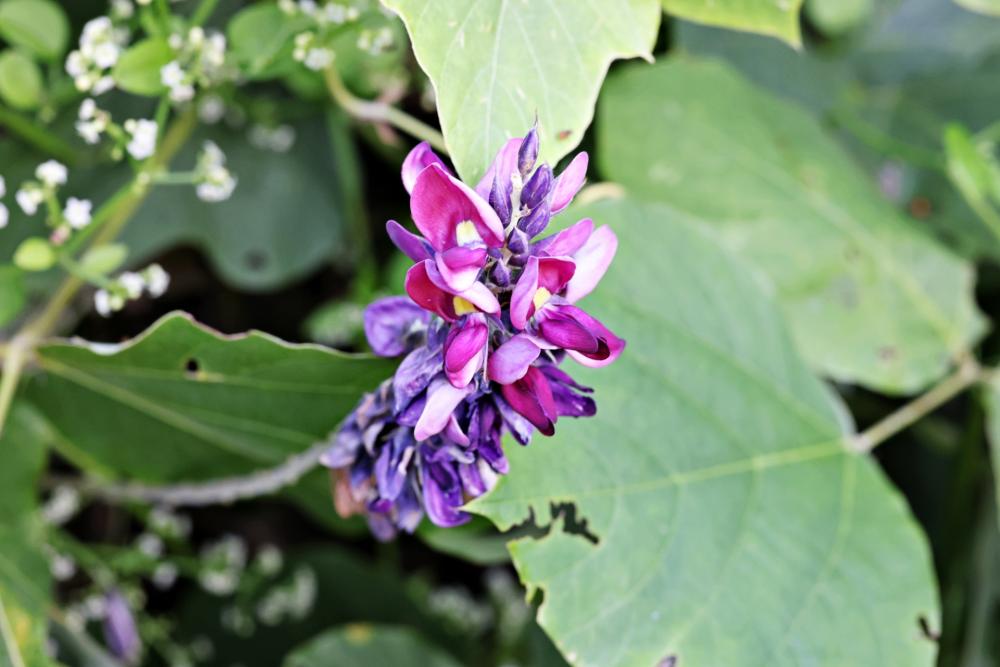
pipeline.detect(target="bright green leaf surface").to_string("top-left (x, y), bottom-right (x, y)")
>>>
top-left (26, 312), bottom-right (394, 525)
top-left (0, 265), bottom-right (25, 327)
top-left (598, 58), bottom-right (985, 394)
top-left (284, 625), bottom-right (462, 667)
top-left (0, 0), bottom-right (69, 61)
top-left (227, 3), bottom-right (309, 80)
top-left (0, 50), bottom-right (43, 111)
top-left (804, 0), bottom-right (872, 36)
top-left (383, 0), bottom-right (661, 184)
top-left (112, 38), bottom-right (173, 96)
top-left (0, 403), bottom-right (54, 667)
top-left (470, 199), bottom-right (939, 667)
top-left (662, 0), bottom-right (803, 45)
top-left (954, 0), bottom-right (1000, 16)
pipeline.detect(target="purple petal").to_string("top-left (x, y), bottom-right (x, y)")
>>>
top-left (510, 256), bottom-right (539, 330)
top-left (555, 305), bottom-right (626, 368)
top-left (374, 429), bottom-right (413, 501)
top-left (414, 376), bottom-right (473, 440)
top-left (402, 141), bottom-right (450, 194)
top-left (500, 366), bottom-right (557, 436)
top-left (535, 218), bottom-right (594, 257)
top-left (540, 364), bottom-right (596, 418)
top-left (364, 296), bottom-right (429, 357)
top-left (550, 152), bottom-right (588, 214)
top-left (368, 512), bottom-right (398, 542)
top-left (518, 125), bottom-right (539, 177)
top-left (564, 225), bottom-right (617, 303)
top-left (396, 480), bottom-right (424, 533)
top-left (443, 314), bottom-right (488, 388)
top-left (537, 308), bottom-right (600, 353)
top-left (103, 590), bottom-right (141, 665)
top-left (475, 137), bottom-right (522, 200)
top-left (537, 257), bottom-right (576, 294)
top-left (435, 245), bottom-right (487, 292)
top-left (488, 335), bottom-right (541, 384)
top-left (393, 346), bottom-right (442, 414)
top-left (411, 164), bottom-right (504, 251)
top-left (420, 460), bottom-right (469, 527)
top-left (386, 220), bottom-right (432, 262)
top-left (494, 394), bottom-right (534, 445)
top-left (520, 164), bottom-right (552, 210)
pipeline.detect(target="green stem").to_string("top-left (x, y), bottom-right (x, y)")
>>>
top-left (0, 106), bottom-right (77, 164)
top-left (0, 109), bottom-right (198, 437)
top-left (191, 0), bottom-right (221, 26)
top-left (323, 66), bottom-right (447, 153)
top-left (829, 105), bottom-right (944, 172)
top-left (850, 357), bottom-right (985, 452)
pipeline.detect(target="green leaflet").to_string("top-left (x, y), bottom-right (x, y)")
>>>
top-left (662, 0), bottom-right (803, 45)
top-left (26, 312), bottom-right (395, 531)
top-left (470, 199), bottom-right (939, 666)
top-left (598, 57), bottom-right (985, 394)
top-left (284, 625), bottom-right (461, 667)
top-left (382, 0), bottom-right (661, 184)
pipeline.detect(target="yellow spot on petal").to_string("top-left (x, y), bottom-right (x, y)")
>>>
top-left (453, 296), bottom-right (478, 315)
top-left (455, 220), bottom-right (481, 246)
top-left (533, 287), bottom-right (552, 310)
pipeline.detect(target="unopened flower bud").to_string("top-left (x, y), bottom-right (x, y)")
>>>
top-left (520, 164), bottom-right (552, 210)
top-left (490, 260), bottom-right (511, 287)
top-left (517, 125), bottom-right (539, 177)
top-left (518, 202), bottom-right (551, 239)
top-left (488, 174), bottom-right (510, 225)
top-left (507, 229), bottom-right (529, 255)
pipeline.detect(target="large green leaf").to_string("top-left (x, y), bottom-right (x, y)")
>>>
top-left (0, 403), bottom-right (54, 667)
top-left (953, 0), bottom-right (1000, 16)
top-left (0, 0), bottom-right (69, 62)
top-left (382, 0), bottom-right (661, 184)
top-left (284, 626), bottom-right (462, 667)
top-left (662, 0), bottom-right (803, 45)
top-left (26, 312), bottom-right (394, 527)
top-left (598, 58), bottom-right (985, 394)
top-left (470, 199), bottom-right (939, 667)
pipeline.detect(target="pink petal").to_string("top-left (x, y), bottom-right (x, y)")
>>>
top-left (536, 218), bottom-right (594, 257)
top-left (435, 245), bottom-right (487, 292)
top-left (475, 137), bottom-right (523, 200)
top-left (444, 414), bottom-right (470, 446)
top-left (499, 366), bottom-right (557, 436)
top-left (414, 377), bottom-right (473, 441)
top-left (550, 152), bottom-right (588, 214)
top-left (419, 261), bottom-right (501, 316)
top-left (510, 256), bottom-right (539, 330)
top-left (411, 164), bottom-right (504, 251)
top-left (386, 220), bottom-right (431, 262)
top-left (488, 335), bottom-right (541, 384)
top-left (537, 309), bottom-right (600, 353)
top-left (537, 257), bottom-right (576, 294)
top-left (559, 306), bottom-right (626, 368)
top-left (444, 315), bottom-right (488, 387)
top-left (457, 280), bottom-right (501, 315)
top-left (402, 142), bottom-right (450, 194)
top-left (405, 260), bottom-right (456, 321)
top-left (564, 225), bottom-right (618, 303)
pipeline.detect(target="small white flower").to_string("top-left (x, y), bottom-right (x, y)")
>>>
top-left (136, 532), bottom-right (164, 558)
top-left (94, 288), bottom-right (124, 317)
top-left (153, 563), bottom-right (179, 590)
top-left (124, 118), bottom-right (158, 160)
top-left (111, 0), bottom-right (134, 19)
top-left (79, 98), bottom-right (97, 120)
top-left (50, 553), bottom-right (76, 581)
top-left (64, 197), bottom-right (92, 229)
top-left (196, 141), bottom-right (237, 202)
top-left (0, 175), bottom-right (5, 197)
top-left (161, 60), bottom-right (186, 88)
top-left (118, 271), bottom-right (145, 298)
top-left (92, 75), bottom-right (116, 95)
top-left (303, 47), bottom-right (333, 70)
top-left (198, 95), bottom-right (225, 124)
top-left (0, 204), bottom-right (8, 229)
top-left (16, 188), bottom-right (43, 215)
top-left (278, 0), bottom-right (296, 13)
top-left (169, 83), bottom-right (195, 103)
top-left (136, 0), bottom-right (151, 5)
top-left (144, 263), bottom-right (170, 297)
top-left (36, 160), bottom-right (68, 187)
top-left (82, 594), bottom-right (108, 620)
top-left (65, 50), bottom-right (87, 77)
top-left (42, 486), bottom-right (80, 525)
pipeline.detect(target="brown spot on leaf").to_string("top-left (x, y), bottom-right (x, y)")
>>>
top-left (556, 129), bottom-right (572, 141)
top-left (909, 196), bottom-right (932, 219)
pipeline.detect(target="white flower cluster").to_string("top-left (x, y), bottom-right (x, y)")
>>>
top-left (13, 161), bottom-right (94, 239)
top-left (94, 263), bottom-right (170, 317)
top-left (41, 486), bottom-right (81, 526)
top-left (255, 567), bottom-right (317, 626)
top-left (76, 98), bottom-right (111, 145)
top-left (65, 16), bottom-right (129, 94)
top-left (124, 118), bottom-right (159, 160)
top-left (199, 535), bottom-right (247, 596)
top-left (77, 99), bottom-right (159, 161)
top-left (292, 32), bottom-right (334, 71)
top-left (195, 141), bottom-right (237, 202)
top-left (357, 27), bottom-right (394, 56)
top-left (161, 27), bottom-right (228, 103)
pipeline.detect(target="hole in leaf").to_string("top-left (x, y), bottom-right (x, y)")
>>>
top-left (918, 615), bottom-right (939, 642)
top-left (185, 358), bottom-right (200, 375)
top-left (550, 501), bottom-right (599, 544)
top-left (657, 656), bottom-right (678, 667)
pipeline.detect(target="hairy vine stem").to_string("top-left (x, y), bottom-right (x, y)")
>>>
top-left (71, 441), bottom-right (330, 507)
top-left (0, 108), bottom-right (199, 436)
top-left (323, 65), bottom-right (447, 153)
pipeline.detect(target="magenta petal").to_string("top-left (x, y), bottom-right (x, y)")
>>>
top-left (500, 366), bottom-right (557, 436)
top-left (510, 256), bottom-right (539, 330)
top-left (458, 281), bottom-right (501, 315)
top-left (435, 245), bottom-right (487, 292)
top-left (551, 152), bottom-right (588, 213)
top-left (411, 164), bottom-right (504, 251)
top-left (405, 260), bottom-right (455, 321)
top-left (537, 257), bottom-right (576, 294)
top-left (536, 218), bottom-right (594, 257)
top-left (421, 260), bottom-right (500, 315)
top-left (488, 335), bottom-right (541, 384)
top-left (564, 225), bottom-right (618, 303)
top-left (559, 306), bottom-right (626, 368)
top-left (444, 314), bottom-right (488, 387)
top-left (387, 220), bottom-right (431, 262)
top-left (402, 142), bottom-right (449, 194)
top-left (537, 309), bottom-right (600, 353)
top-left (475, 137), bottom-right (523, 200)
top-left (414, 376), bottom-right (472, 440)
top-left (444, 414), bottom-right (470, 446)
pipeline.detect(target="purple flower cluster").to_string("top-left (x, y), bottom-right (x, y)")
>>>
top-left (321, 128), bottom-right (624, 540)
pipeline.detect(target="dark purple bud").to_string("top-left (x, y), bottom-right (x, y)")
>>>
top-left (520, 164), bottom-right (552, 210)
top-left (518, 202), bottom-right (551, 239)
top-left (364, 296), bottom-right (430, 357)
top-left (491, 260), bottom-right (511, 287)
top-left (103, 590), bottom-right (140, 665)
top-left (507, 229), bottom-right (529, 255)
top-left (518, 126), bottom-right (539, 177)
top-left (489, 173), bottom-right (511, 225)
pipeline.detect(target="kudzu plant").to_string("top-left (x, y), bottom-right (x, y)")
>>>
top-left (3, 0), bottom-right (1000, 666)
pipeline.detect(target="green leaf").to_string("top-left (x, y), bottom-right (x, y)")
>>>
top-left (470, 198), bottom-right (940, 666)
top-left (983, 380), bottom-right (1000, 532)
top-left (77, 243), bottom-right (128, 278)
top-left (662, 0), bottom-right (803, 45)
top-left (0, 50), bottom-right (43, 111)
top-left (598, 58), bottom-right (985, 394)
top-left (112, 38), bottom-right (173, 96)
top-left (382, 0), bottom-right (661, 184)
top-left (0, 265), bottom-right (26, 327)
top-left (227, 3), bottom-right (309, 80)
top-left (284, 626), bottom-right (462, 667)
top-left (0, 0), bottom-right (69, 61)
top-left (122, 120), bottom-right (350, 291)
top-left (803, 0), bottom-right (872, 36)
top-left (954, 0), bottom-right (1000, 16)
top-left (26, 312), bottom-right (395, 527)
top-left (13, 237), bottom-right (55, 272)
top-left (0, 402), bottom-right (54, 667)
